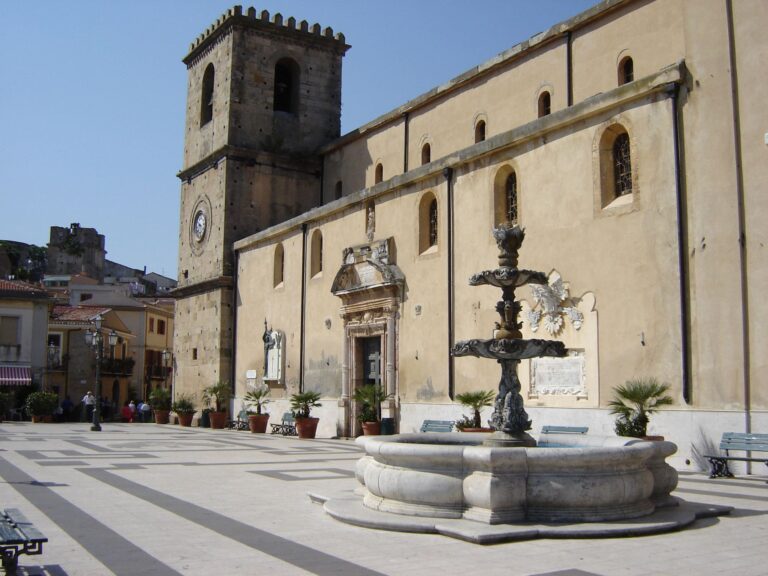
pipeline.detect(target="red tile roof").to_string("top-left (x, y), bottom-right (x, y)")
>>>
top-left (0, 280), bottom-right (50, 298)
top-left (50, 305), bottom-right (111, 324)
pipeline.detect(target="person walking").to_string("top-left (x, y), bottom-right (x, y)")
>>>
top-left (140, 400), bottom-right (152, 423)
top-left (128, 400), bottom-right (136, 422)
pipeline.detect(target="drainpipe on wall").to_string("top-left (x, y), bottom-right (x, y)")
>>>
top-left (231, 250), bottom-right (239, 400)
top-left (444, 166), bottom-right (455, 400)
top-left (403, 112), bottom-right (410, 173)
top-left (668, 82), bottom-right (691, 405)
top-left (566, 31), bottom-right (573, 107)
top-left (299, 223), bottom-right (308, 393)
top-left (725, 0), bottom-right (751, 436)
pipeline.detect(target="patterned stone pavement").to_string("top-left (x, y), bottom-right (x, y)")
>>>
top-left (0, 422), bottom-right (765, 575)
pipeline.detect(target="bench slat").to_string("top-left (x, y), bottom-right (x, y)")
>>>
top-left (420, 420), bottom-right (453, 433)
top-left (541, 426), bottom-right (588, 434)
top-left (5, 509), bottom-right (46, 543)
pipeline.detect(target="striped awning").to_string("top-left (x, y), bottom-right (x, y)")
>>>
top-left (0, 365), bottom-right (32, 386)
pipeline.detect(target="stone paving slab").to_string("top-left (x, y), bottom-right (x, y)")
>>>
top-left (0, 422), bottom-right (765, 575)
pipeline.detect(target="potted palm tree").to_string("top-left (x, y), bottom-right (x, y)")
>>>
top-left (171, 393), bottom-right (196, 427)
top-left (149, 387), bottom-right (172, 424)
top-left (290, 391), bottom-right (322, 439)
top-left (455, 390), bottom-right (496, 432)
top-left (608, 378), bottom-right (673, 440)
top-left (202, 381), bottom-right (232, 429)
top-left (353, 384), bottom-right (390, 435)
top-left (26, 391), bottom-right (59, 423)
top-left (244, 387), bottom-right (270, 433)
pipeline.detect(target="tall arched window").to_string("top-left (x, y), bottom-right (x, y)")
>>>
top-left (619, 56), bottom-right (634, 85)
top-left (200, 63), bottom-right (215, 126)
top-left (334, 180), bottom-right (343, 200)
top-left (493, 167), bottom-right (520, 226)
top-left (274, 58), bottom-right (299, 113)
top-left (598, 124), bottom-right (634, 207)
top-left (310, 230), bottom-right (323, 277)
top-left (421, 143), bottom-right (431, 165)
top-left (375, 163), bottom-right (384, 184)
top-left (613, 133), bottom-right (632, 197)
top-left (475, 120), bottom-right (486, 143)
top-left (538, 91), bottom-right (551, 118)
top-left (273, 243), bottom-right (285, 288)
top-left (419, 193), bottom-right (438, 253)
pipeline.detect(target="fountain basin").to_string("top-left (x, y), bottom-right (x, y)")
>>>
top-left (355, 433), bottom-right (678, 524)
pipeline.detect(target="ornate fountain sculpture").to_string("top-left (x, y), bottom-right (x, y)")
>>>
top-left (452, 224), bottom-right (566, 447)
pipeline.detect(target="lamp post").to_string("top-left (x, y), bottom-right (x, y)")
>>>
top-left (85, 315), bottom-right (118, 432)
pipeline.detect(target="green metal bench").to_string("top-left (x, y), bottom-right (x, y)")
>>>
top-left (420, 420), bottom-right (454, 433)
top-left (0, 508), bottom-right (47, 575)
top-left (541, 425), bottom-right (589, 435)
top-left (705, 432), bottom-right (768, 478)
top-left (270, 412), bottom-right (297, 436)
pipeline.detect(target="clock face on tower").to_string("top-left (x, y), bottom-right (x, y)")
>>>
top-left (189, 196), bottom-right (212, 255)
top-left (193, 211), bottom-right (207, 241)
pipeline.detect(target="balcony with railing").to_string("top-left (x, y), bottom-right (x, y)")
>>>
top-left (100, 357), bottom-right (135, 376)
top-left (146, 364), bottom-right (171, 380)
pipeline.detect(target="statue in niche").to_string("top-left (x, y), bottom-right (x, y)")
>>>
top-left (262, 321), bottom-right (283, 382)
top-left (366, 204), bottom-right (375, 242)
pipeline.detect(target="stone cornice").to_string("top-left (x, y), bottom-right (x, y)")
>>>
top-left (170, 276), bottom-right (233, 299)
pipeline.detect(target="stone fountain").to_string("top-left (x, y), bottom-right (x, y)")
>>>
top-left (451, 225), bottom-right (565, 447)
top-left (318, 226), bottom-right (731, 543)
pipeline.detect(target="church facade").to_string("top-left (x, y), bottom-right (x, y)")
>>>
top-left (173, 0), bottom-right (766, 469)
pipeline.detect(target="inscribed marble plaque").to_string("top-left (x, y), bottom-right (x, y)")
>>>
top-left (530, 355), bottom-right (585, 397)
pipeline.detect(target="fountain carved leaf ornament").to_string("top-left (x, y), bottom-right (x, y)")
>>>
top-left (527, 271), bottom-right (583, 336)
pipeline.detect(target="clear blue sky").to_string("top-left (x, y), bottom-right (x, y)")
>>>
top-left (0, 0), bottom-right (596, 279)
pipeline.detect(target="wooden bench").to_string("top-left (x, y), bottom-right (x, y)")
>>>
top-left (420, 420), bottom-right (454, 433)
top-left (270, 412), bottom-right (297, 436)
top-left (541, 426), bottom-right (589, 435)
top-left (705, 432), bottom-right (768, 478)
top-left (0, 508), bottom-right (47, 575)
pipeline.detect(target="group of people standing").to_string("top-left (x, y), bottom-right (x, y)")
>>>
top-left (80, 391), bottom-right (153, 423)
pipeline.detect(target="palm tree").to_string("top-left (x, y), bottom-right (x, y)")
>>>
top-left (608, 378), bottom-right (673, 438)
top-left (456, 390), bottom-right (496, 429)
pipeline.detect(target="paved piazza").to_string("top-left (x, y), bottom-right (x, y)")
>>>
top-left (0, 423), bottom-right (765, 575)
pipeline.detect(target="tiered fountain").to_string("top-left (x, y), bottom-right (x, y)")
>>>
top-left (321, 226), bottom-right (729, 543)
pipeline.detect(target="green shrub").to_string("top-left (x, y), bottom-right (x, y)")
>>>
top-left (25, 391), bottom-right (59, 417)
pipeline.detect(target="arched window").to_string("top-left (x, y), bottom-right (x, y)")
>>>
top-left (310, 230), bottom-right (323, 277)
top-left (200, 63), bottom-right (215, 126)
top-left (375, 163), bottom-right (384, 184)
top-left (619, 56), bottom-right (634, 85)
top-left (273, 243), bottom-right (284, 288)
top-left (493, 167), bottom-right (520, 226)
top-left (421, 143), bottom-right (431, 165)
top-left (274, 58), bottom-right (299, 113)
top-left (538, 91), bottom-right (551, 118)
top-left (613, 133), bottom-right (632, 197)
top-left (475, 120), bottom-right (486, 143)
top-left (334, 180), bottom-right (343, 200)
top-left (419, 193), bottom-right (438, 253)
top-left (598, 124), bottom-right (634, 207)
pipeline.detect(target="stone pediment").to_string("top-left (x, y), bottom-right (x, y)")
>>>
top-left (331, 238), bottom-right (404, 296)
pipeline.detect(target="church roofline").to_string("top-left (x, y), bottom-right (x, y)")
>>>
top-left (183, 5), bottom-right (349, 67)
top-left (320, 0), bottom-right (633, 154)
top-left (234, 60), bottom-right (685, 254)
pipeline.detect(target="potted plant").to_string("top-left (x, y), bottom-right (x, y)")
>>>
top-left (608, 377), bottom-right (673, 440)
top-left (455, 390), bottom-right (496, 432)
top-left (0, 391), bottom-right (11, 422)
top-left (244, 387), bottom-right (271, 433)
top-left (353, 384), bottom-right (390, 435)
top-left (290, 391), bottom-right (322, 439)
top-left (171, 393), bottom-right (197, 427)
top-left (149, 387), bottom-right (172, 424)
top-left (26, 391), bottom-right (59, 423)
top-left (202, 381), bottom-right (232, 429)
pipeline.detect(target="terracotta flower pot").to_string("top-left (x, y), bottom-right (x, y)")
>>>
top-left (643, 435), bottom-right (665, 441)
top-left (361, 421), bottom-right (381, 436)
top-left (154, 409), bottom-right (170, 424)
top-left (248, 413), bottom-right (269, 433)
top-left (295, 416), bottom-right (319, 439)
top-left (31, 415), bottom-right (53, 423)
top-left (459, 427), bottom-right (494, 433)
top-left (209, 411), bottom-right (228, 429)
top-left (177, 413), bottom-right (194, 427)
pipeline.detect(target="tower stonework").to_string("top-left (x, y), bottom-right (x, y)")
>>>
top-left (173, 6), bottom-right (348, 400)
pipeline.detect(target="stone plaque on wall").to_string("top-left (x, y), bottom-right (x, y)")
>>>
top-left (530, 354), bottom-right (586, 398)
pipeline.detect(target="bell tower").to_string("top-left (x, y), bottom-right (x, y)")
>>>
top-left (173, 6), bottom-right (348, 400)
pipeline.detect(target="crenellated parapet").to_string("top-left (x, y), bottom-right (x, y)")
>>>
top-left (184, 5), bottom-right (348, 66)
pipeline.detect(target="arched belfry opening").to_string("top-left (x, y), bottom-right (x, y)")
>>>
top-left (274, 58), bottom-right (300, 114)
top-left (332, 238), bottom-right (404, 436)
